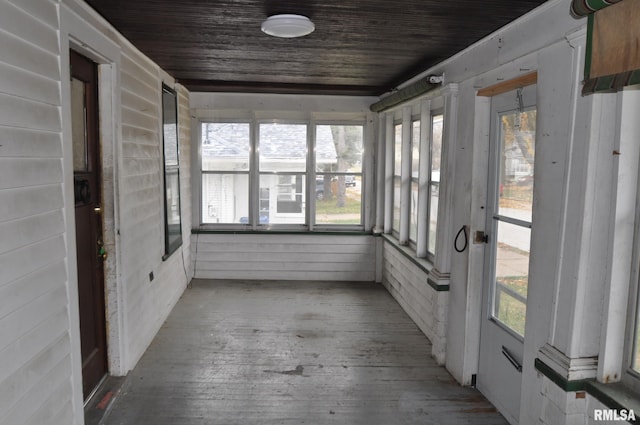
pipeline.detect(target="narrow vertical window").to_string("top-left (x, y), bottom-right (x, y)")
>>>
top-left (315, 124), bottom-right (364, 226)
top-left (392, 123), bottom-right (402, 235)
top-left (427, 114), bottom-right (443, 257)
top-left (259, 123), bottom-right (307, 225)
top-left (409, 120), bottom-right (420, 243)
top-left (162, 85), bottom-right (182, 258)
top-left (201, 123), bottom-right (251, 224)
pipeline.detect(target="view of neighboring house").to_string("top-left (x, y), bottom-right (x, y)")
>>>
top-left (201, 123), bottom-right (338, 224)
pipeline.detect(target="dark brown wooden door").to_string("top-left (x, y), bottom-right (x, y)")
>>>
top-left (70, 50), bottom-right (108, 399)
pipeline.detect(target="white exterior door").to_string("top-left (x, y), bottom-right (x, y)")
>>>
top-left (477, 84), bottom-right (536, 424)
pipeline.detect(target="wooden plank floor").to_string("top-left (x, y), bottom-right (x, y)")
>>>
top-left (102, 279), bottom-right (507, 425)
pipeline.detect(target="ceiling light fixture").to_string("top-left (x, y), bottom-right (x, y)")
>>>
top-left (261, 14), bottom-right (315, 38)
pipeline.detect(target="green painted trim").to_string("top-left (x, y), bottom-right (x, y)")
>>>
top-left (370, 78), bottom-right (438, 113)
top-left (535, 357), bottom-right (640, 423)
top-left (427, 278), bottom-right (450, 292)
top-left (381, 234), bottom-right (450, 292)
top-left (585, 13), bottom-right (594, 80)
top-left (192, 228), bottom-right (373, 237)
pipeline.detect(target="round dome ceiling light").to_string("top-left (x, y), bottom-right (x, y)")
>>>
top-left (261, 14), bottom-right (315, 38)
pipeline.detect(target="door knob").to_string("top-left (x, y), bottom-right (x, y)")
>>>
top-left (97, 239), bottom-right (107, 260)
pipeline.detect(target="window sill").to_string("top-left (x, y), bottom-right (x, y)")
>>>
top-left (192, 228), bottom-right (373, 237)
top-left (535, 357), bottom-right (640, 422)
top-left (381, 233), bottom-right (449, 292)
top-left (587, 381), bottom-right (640, 421)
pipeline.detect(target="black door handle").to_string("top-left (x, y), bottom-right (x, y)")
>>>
top-left (502, 345), bottom-right (522, 372)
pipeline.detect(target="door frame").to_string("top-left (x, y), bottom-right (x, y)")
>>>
top-left (70, 49), bottom-right (109, 400)
top-left (60, 5), bottom-right (126, 419)
top-left (476, 77), bottom-right (538, 424)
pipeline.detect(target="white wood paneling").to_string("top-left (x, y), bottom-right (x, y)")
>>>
top-left (7, 0), bottom-right (58, 30)
top-left (0, 0), bottom-right (194, 423)
top-left (0, 2), bottom-right (72, 423)
top-left (115, 43), bottom-right (192, 369)
top-left (381, 240), bottom-right (448, 364)
top-left (0, 127), bottom-right (62, 158)
top-left (193, 234), bottom-right (376, 282)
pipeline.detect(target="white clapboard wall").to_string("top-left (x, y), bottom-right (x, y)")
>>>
top-left (117, 45), bottom-right (192, 368)
top-left (0, 1), bottom-right (193, 424)
top-left (192, 233), bottom-right (376, 282)
top-left (381, 241), bottom-right (448, 364)
top-left (0, 1), bottom-right (75, 424)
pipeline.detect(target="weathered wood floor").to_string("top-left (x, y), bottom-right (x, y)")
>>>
top-left (102, 279), bottom-right (507, 425)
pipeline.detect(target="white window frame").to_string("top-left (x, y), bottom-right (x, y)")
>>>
top-left (425, 110), bottom-right (444, 261)
top-left (391, 120), bottom-right (403, 238)
top-left (200, 120), bottom-right (252, 226)
top-left (312, 121), bottom-right (366, 230)
top-left (197, 117), bottom-right (366, 231)
top-left (383, 96), bottom-right (447, 263)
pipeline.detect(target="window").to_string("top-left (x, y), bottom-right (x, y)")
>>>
top-left (161, 85), bottom-right (182, 258)
top-left (201, 122), bottom-right (250, 224)
top-left (259, 123), bottom-right (307, 225)
top-left (409, 120), bottom-right (420, 243)
top-left (392, 123), bottom-right (402, 235)
top-left (199, 120), bottom-right (365, 229)
top-left (490, 105), bottom-right (536, 337)
top-left (315, 124), bottom-right (364, 226)
top-left (427, 114), bottom-right (443, 257)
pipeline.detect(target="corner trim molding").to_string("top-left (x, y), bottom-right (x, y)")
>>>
top-left (538, 343), bottom-right (598, 381)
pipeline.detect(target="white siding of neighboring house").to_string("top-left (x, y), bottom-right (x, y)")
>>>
top-left (0, 1), bottom-right (192, 423)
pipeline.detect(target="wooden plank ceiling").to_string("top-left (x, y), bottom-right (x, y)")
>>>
top-left (85, 0), bottom-right (548, 96)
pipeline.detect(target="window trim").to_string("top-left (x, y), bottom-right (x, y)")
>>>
top-left (312, 122), bottom-right (366, 231)
top-left (198, 117), bottom-right (366, 232)
top-left (409, 118), bottom-right (421, 247)
top-left (161, 84), bottom-right (183, 259)
top-left (392, 120), bottom-right (403, 238)
top-left (425, 110), bottom-right (444, 261)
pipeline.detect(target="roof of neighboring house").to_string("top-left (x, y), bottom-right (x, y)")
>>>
top-left (202, 123), bottom-right (337, 163)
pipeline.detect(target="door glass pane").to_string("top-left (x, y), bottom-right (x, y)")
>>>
top-left (498, 109), bottom-right (536, 219)
top-left (201, 123), bottom-right (250, 171)
top-left (259, 123), bottom-right (307, 172)
top-left (493, 220), bottom-right (530, 336)
top-left (201, 174), bottom-right (249, 224)
top-left (71, 78), bottom-right (88, 172)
